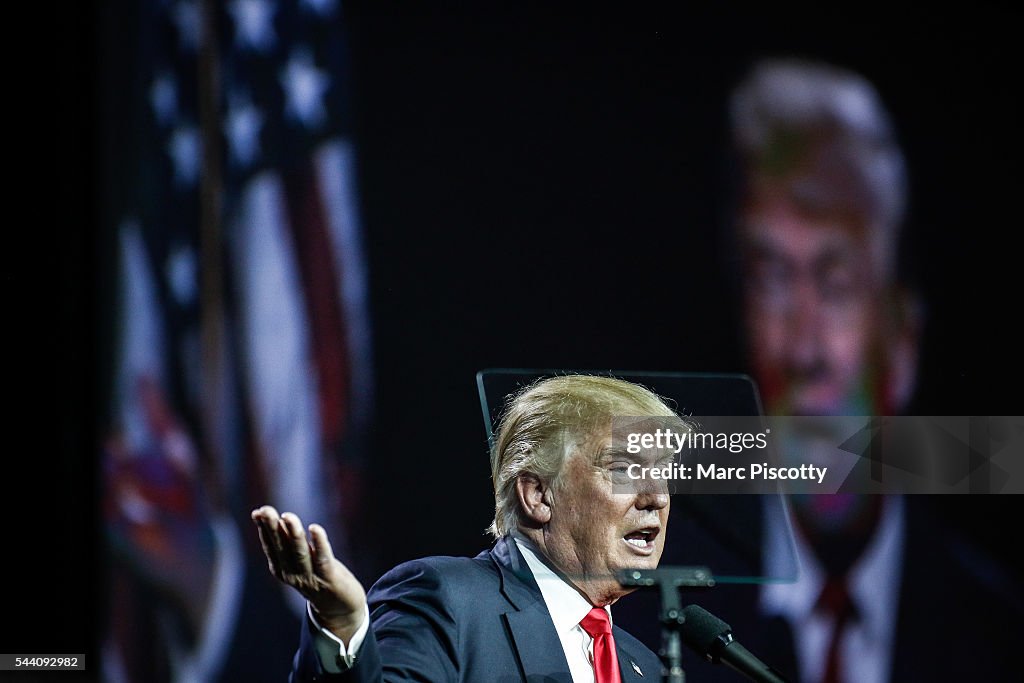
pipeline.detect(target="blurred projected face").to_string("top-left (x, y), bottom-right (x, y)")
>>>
top-left (543, 430), bottom-right (670, 604)
top-left (740, 196), bottom-right (884, 417)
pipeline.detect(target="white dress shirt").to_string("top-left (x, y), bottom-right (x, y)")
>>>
top-left (309, 533), bottom-right (610, 682)
top-left (514, 534), bottom-right (611, 683)
top-left (761, 495), bottom-right (905, 683)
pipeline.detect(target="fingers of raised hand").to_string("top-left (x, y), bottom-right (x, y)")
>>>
top-left (277, 512), bottom-right (315, 577)
top-left (252, 507), bottom-right (339, 600)
top-left (307, 523), bottom-right (338, 576)
top-left (252, 506), bottom-right (293, 580)
top-left (252, 507), bottom-right (368, 626)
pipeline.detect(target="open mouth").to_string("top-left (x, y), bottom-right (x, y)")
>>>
top-left (622, 527), bottom-right (659, 553)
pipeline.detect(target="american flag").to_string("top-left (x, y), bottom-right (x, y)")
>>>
top-left (102, 1), bottom-right (373, 681)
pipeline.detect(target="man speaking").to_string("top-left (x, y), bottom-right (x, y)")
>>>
top-left (252, 374), bottom-right (688, 681)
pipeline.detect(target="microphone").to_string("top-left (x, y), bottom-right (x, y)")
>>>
top-left (680, 604), bottom-right (790, 683)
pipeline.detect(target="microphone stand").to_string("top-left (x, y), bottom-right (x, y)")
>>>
top-left (617, 566), bottom-right (715, 683)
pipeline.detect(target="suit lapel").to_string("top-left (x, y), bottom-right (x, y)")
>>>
top-left (491, 537), bottom-right (662, 682)
top-left (504, 608), bottom-right (574, 683)
top-left (492, 537), bottom-right (574, 683)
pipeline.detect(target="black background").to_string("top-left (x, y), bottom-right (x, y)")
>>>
top-left (11, 1), bottom-right (1022, 672)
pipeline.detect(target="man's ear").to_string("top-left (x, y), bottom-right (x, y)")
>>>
top-left (515, 473), bottom-right (552, 526)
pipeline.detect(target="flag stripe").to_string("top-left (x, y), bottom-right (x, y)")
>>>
top-left (281, 159), bottom-right (351, 448)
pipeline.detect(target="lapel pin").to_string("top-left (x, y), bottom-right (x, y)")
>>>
top-left (631, 660), bottom-right (643, 677)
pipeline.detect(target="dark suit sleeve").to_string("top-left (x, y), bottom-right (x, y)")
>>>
top-left (290, 559), bottom-right (460, 683)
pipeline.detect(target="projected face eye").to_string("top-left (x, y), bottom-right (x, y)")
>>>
top-left (746, 244), bottom-right (866, 315)
top-left (747, 252), bottom-right (795, 311)
top-left (816, 256), bottom-right (863, 307)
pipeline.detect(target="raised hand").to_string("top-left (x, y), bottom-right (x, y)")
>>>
top-left (251, 505), bottom-right (368, 644)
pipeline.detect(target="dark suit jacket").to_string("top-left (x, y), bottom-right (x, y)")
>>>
top-left (291, 536), bottom-right (665, 682)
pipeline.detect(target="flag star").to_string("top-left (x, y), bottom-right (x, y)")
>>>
top-left (150, 72), bottom-right (178, 126)
top-left (301, 0), bottom-right (337, 16)
top-left (168, 125), bottom-right (202, 187)
top-left (172, 0), bottom-right (203, 52)
top-left (281, 48), bottom-right (329, 129)
top-left (225, 92), bottom-right (264, 168)
top-left (228, 0), bottom-right (276, 53)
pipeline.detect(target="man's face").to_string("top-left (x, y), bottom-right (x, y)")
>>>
top-left (740, 197), bottom-right (884, 417)
top-left (542, 430), bottom-right (670, 604)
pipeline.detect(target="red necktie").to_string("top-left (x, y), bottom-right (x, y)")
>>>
top-left (580, 607), bottom-right (622, 683)
top-left (817, 576), bottom-right (857, 683)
